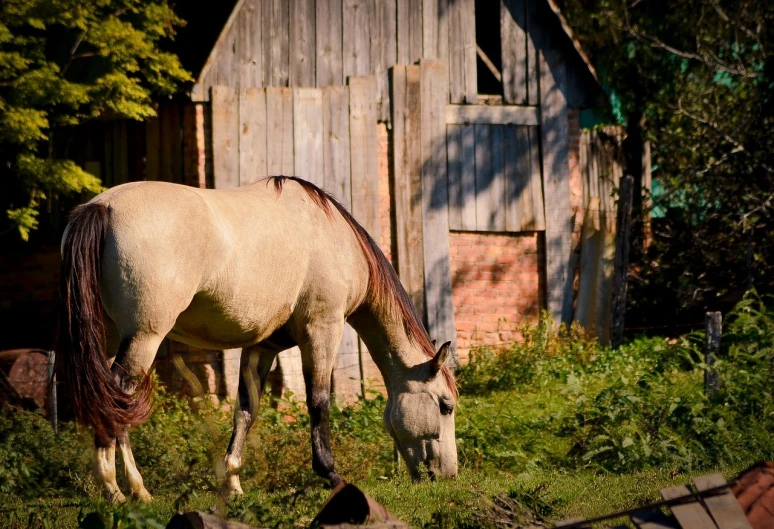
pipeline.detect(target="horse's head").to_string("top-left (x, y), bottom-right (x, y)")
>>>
top-left (383, 341), bottom-right (458, 480)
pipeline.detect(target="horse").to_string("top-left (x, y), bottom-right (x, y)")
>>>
top-left (57, 176), bottom-right (458, 503)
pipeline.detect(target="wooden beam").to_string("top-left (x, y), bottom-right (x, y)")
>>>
top-left (445, 105), bottom-right (539, 126)
top-left (420, 60), bottom-right (457, 365)
top-left (391, 65), bottom-right (425, 317)
top-left (501, 0), bottom-right (528, 104)
top-left (539, 48), bottom-right (574, 324)
top-left (348, 76), bottom-right (380, 238)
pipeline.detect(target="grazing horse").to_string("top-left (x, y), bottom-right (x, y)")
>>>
top-left (57, 176), bottom-right (457, 503)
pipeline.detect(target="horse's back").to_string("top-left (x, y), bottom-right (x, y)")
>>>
top-left (88, 180), bottom-right (367, 348)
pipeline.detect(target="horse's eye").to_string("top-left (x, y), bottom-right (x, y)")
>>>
top-left (440, 399), bottom-right (454, 415)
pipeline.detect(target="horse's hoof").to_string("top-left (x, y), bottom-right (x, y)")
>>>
top-left (133, 488), bottom-right (153, 503)
top-left (109, 490), bottom-right (127, 505)
top-left (222, 480), bottom-right (244, 498)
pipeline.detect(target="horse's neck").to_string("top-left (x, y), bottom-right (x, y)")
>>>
top-left (348, 302), bottom-right (425, 394)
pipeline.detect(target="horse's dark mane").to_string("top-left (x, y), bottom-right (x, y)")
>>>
top-left (267, 176), bottom-right (456, 397)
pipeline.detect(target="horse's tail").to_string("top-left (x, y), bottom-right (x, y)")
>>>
top-left (57, 203), bottom-right (153, 442)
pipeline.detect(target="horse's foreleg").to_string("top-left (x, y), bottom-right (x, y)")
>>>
top-left (223, 346), bottom-right (276, 496)
top-left (300, 323), bottom-right (344, 487)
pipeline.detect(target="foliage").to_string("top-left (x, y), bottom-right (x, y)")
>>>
top-left (456, 299), bottom-right (774, 473)
top-left (561, 0), bottom-right (774, 325)
top-left (1, 296), bottom-right (773, 527)
top-left (0, 0), bottom-right (191, 240)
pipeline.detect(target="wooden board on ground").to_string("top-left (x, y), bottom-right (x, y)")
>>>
top-left (660, 485), bottom-right (718, 529)
top-left (693, 474), bottom-right (753, 529)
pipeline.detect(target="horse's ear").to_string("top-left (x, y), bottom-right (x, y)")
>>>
top-left (429, 341), bottom-right (452, 378)
top-left (431, 339), bottom-right (437, 348)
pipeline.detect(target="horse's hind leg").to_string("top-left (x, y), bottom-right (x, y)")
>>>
top-left (223, 345), bottom-right (277, 496)
top-left (94, 331), bottom-right (165, 503)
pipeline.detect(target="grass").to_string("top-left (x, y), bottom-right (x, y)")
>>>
top-left (1, 293), bottom-right (773, 528)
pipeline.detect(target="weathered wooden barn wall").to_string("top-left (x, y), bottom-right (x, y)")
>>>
top-left (190, 0), bottom-right (478, 115)
top-left (0, 0), bottom-right (615, 406)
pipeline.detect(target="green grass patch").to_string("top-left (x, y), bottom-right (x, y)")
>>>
top-left (1, 292), bottom-right (773, 527)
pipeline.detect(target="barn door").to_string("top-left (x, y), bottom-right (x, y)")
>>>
top-left (208, 79), bottom-right (382, 404)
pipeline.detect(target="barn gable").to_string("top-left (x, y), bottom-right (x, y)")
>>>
top-left (185, 0), bottom-right (604, 111)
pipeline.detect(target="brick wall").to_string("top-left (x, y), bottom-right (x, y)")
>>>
top-left (181, 102), bottom-right (208, 188)
top-left (449, 232), bottom-right (545, 361)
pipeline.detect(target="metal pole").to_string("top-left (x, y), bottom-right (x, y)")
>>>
top-left (47, 350), bottom-right (58, 432)
top-left (705, 312), bottom-right (721, 397)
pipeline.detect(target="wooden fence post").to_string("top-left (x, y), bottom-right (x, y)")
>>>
top-left (705, 311), bottom-right (721, 397)
top-left (47, 350), bottom-right (57, 433)
top-left (610, 175), bottom-right (634, 348)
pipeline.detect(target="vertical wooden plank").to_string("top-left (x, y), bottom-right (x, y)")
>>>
top-left (316, 0), bottom-right (343, 86)
top-left (504, 126), bottom-right (524, 231)
top-left (396, 0), bottom-right (409, 65)
top-left (448, 123), bottom-right (477, 231)
top-left (293, 88), bottom-right (324, 187)
top-left (446, 125), bottom-right (462, 230)
top-left (422, 0), bottom-right (438, 59)
top-left (391, 65), bottom-right (425, 316)
top-left (263, 0), bottom-right (289, 87)
top-left (490, 125), bottom-right (506, 231)
top-left (211, 86), bottom-right (240, 189)
top-left (265, 87), bottom-right (294, 175)
top-left (239, 88), bottom-right (268, 185)
top-left (321, 86), bottom-right (358, 402)
top-left (474, 125), bottom-right (493, 230)
top-left (343, 0), bottom-right (372, 80)
top-left (501, 0), bottom-right (528, 104)
top-left (448, 0), bottom-right (477, 103)
top-left (527, 125), bottom-right (546, 229)
top-left (374, 0), bottom-right (397, 121)
top-left (145, 116), bottom-right (160, 181)
top-left (322, 86), bottom-right (351, 202)
top-left (574, 196), bottom-right (601, 332)
top-left (525, 0), bottom-right (539, 105)
top-left (396, 0), bottom-right (423, 66)
top-left (290, 0), bottom-right (316, 87)
top-left (539, 49), bottom-right (573, 324)
top-left (420, 60), bottom-right (457, 361)
top-left (237, 0), bottom-right (262, 89)
top-left (437, 0), bottom-right (449, 63)
top-left (348, 76), bottom-right (380, 237)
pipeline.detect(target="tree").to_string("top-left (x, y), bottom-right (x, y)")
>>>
top-left (562, 0), bottom-right (774, 328)
top-left (0, 0), bottom-right (191, 240)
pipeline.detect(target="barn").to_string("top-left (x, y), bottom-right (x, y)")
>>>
top-left (0, 0), bottom-right (622, 404)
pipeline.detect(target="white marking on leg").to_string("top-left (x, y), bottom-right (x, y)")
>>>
top-left (94, 441), bottom-right (125, 504)
top-left (118, 432), bottom-right (152, 502)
